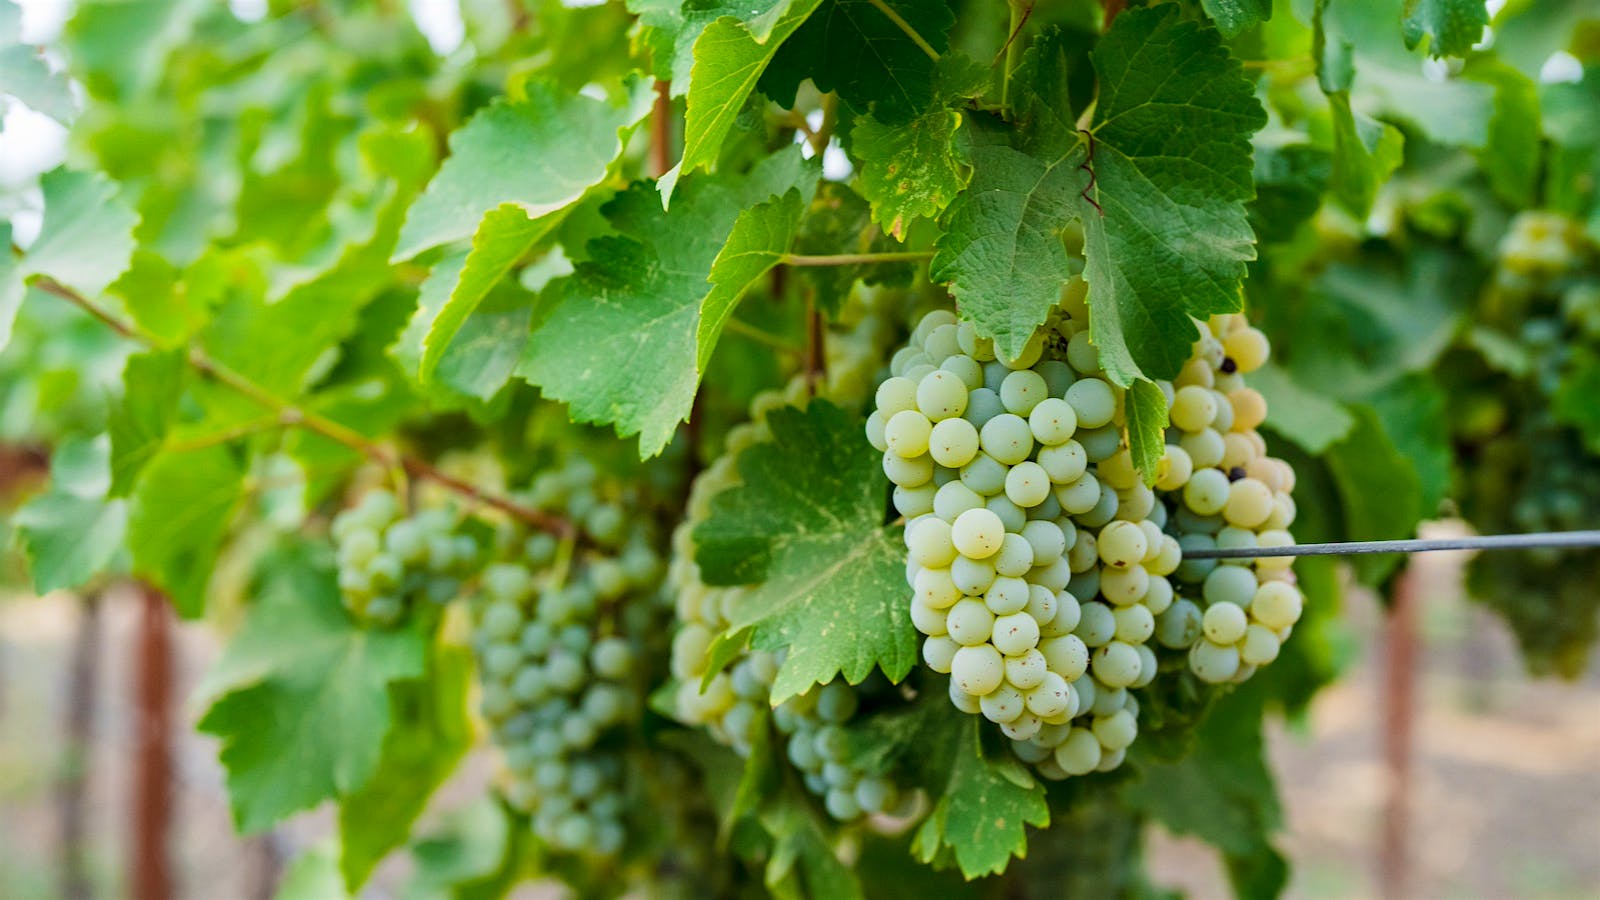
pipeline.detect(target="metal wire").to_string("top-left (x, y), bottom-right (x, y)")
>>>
top-left (1181, 530), bottom-right (1600, 560)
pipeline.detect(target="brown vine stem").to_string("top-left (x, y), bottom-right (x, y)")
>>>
top-left (780, 251), bottom-right (933, 267)
top-left (650, 79), bottom-right (672, 177)
top-left (805, 295), bottom-right (826, 396)
top-left (34, 277), bottom-right (574, 538)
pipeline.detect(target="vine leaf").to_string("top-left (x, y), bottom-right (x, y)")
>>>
top-left (0, 40), bottom-right (76, 124)
top-left (1201, 0), bottom-right (1273, 38)
top-left (666, 0), bottom-right (823, 200)
top-left (1402, 0), bottom-right (1489, 58)
top-left (853, 105), bottom-right (967, 239)
top-left (337, 643), bottom-right (472, 890)
top-left (1075, 6), bottom-right (1266, 384)
top-left (107, 349), bottom-right (186, 496)
top-left (761, 0), bottom-right (955, 125)
top-left (1325, 92), bottom-right (1405, 217)
top-left (1323, 407), bottom-right (1424, 584)
top-left (14, 436), bottom-right (128, 594)
top-left (196, 543), bottom-right (429, 832)
top-left (694, 401), bottom-right (917, 703)
top-left (520, 150), bottom-right (818, 458)
top-left (12, 168), bottom-right (138, 310)
top-left (1123, 379), bottom-right (1169, 486)
top-left (935, 10), bottom-right (1265, 383)
top-left (858, 697), bottom-right (1049, 878)
top-left (1249, 364), bottom-right (1355, 455)
top-left (393, 85), bottom-right (642, 260)
top-left (127, 444), bottom-right (244, 617)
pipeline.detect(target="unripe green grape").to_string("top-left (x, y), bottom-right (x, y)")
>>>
top-left (1202, 601), bottom-right (1249, 644)
top-left (923, 634), bottom-right (960, 673)
top-left (885, 409), bottom-right (933, 458)
top-left (1038, 441), bottom-right (1088, 484)
top-left (1092, 708), bottom-right (1138, 751)
top-left (941, 354), bottom-right (984, 390)
top-left (1074, 602), bottom-right (1116, 648)
top-left (907, 516), bottom-right (959, 568)
top-left (964, 387), bottom-right (1006, 428)
top-left (1005, 648), bottom-right (1049, 689)
top-left (992, 612), bottom-right (1042, 655)
top-left (993, 533), bottom-right (1036, 578)
top-left (1025, 671), bottom-right (1076, 717)
top-left (1097, 520), bottom-right (1148, 569)
top-left (985, 494), bottom-right (1027, 532)
top-left (946, 598), bottom-right (996, 645)
top-left (952, 644), bottom-right (1005, 695)
top-left (948, 678), bottom-right (983, 713)
top-left (979, 414), bottom-right (1034, 465)
top-left (951, 508), bottom-right (1006, 559)
top-left (929, 417), bottom-right (980, 468)
top-left (875, 376), bottom-right (918, 416)
top-left (916, 370), bottom-right (968, 421)
top-left (1099, 564), bottom-right (1150, 607)
top-left (983, 575), bottom-right (1030, 615)
top-left (1000, 369), bottom-right (1048, 415)
top-left (1024, 584), bottom-right (1059, 627)
top-left (979, 684), bottom-right (1026, 723)
top-left (1183, 468), bottom-right (1231, 516)
top-left (1065, 378), bottom-right (1116, 429)
top-left (1112, 604), bottom-right (1154, 643)
top-left (911, 595), bottom-right (950, 636)
top-left (481, 601), bottom-right (524, 639)
top-left (1055, 728), bottom-right (1102, 775)
top-left (959, 452), bottom-right (1009, 495)
top-left (952, 554), bottom-right (998, 595)
top-left (1021, 520), bottom-right (1067, 563)
top-left (1189, 639), bottom-right (1241, 683)
top-left (1203, 565), bottom-right (1257, 609)
top-left (893, 483), bottom-right (937, 517)
top-left (1077, 425), bottom-right (1122, 462)
top-left (1240, 624), bottom-right (1281, 666)
top-left (864, 410), bottom-right (889, 452)
top-left (1251, 581), bottom-right (1303, 629)
top-left (1092, 641), bottom-right (1143, 688)
top-left (1005, 461), bottom-right (1052, 508)
top-left (1223, 477), bottom-right (1274, 529)
top-left (1180, 428), bottom-right (1226, 469)
top-left (882, 452), bottom-right (933, 488)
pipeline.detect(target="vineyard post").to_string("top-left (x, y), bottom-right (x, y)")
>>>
top-left (1379, 562), bottom-right (1421, 899)
top-left (131, 583), bottom-right (175, 900)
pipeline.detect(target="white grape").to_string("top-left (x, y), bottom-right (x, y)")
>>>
top-left (952, 644), bottom-right (1005, 695)
top-left (951, 508), bottom-right (1006, 559)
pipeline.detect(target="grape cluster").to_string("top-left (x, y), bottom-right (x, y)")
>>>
top-left (669, 298), bottom-right (912, 820)
top-left (870, 292), bottom-right (1174, 779)
top-left (1144, 314), bottom-right (1306, 685)
top-left (472, 460), bottom-right (665, 857)
top-left (331, 489), bottom-right (480, 625)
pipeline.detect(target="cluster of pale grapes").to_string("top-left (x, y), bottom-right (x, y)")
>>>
top-left (668, 300), bottom-right (912, 819)
top-left (869, 290), bottom-right (1175, 780)
top-left (1145, 314), bottom-right (1305, 685)
top-left (1497, 210), bottom-right (1589, 290)
top-left (472, 460), bottom-right (664, 857)
top-left (331, 489), bottom-right (480, 625)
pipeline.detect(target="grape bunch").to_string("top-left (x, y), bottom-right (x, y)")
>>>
top-left (870, 292), bottom-right (1175, 780)
top-left (668, 298), bottom-right (912, 820)
top-left (1143, 314), bottom-right (1305, 685)
top-left (331, 489), bottom-right (481, 625)
top-left (472, 460), bottom-right (666, 857)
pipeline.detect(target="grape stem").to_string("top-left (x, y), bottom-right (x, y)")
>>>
top-left (33, 277), bottom-right (576, 539)
top-left (650, 79), bottom-right (673, 177)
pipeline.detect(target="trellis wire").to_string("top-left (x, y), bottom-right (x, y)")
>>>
top-left (1181, 530), bottom-right (1600, 560)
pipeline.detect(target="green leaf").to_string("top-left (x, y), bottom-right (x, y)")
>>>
top-left (1367, 376), bottom-right (1452, 517)
top-left (393, 204), bottom-right (541, 385)
top-left (0, 42), bottom-right (76, 123)
top-left (19, 169), bottom-right (139, 300)
top-left (1126, 682), bottom-right (1286, 900)
top-left (126, 445), bottom-right (244, 617)
top-left (1555, 345), bottom-right (1600, 454)
top-left (1250, 141), bottom-right (1332, 241)
top-left (852, 103), bottom-right (968, 240)
top-left (108, 250), bottom-right (223, 348)
top-left (935, 9), bottom-right (1266, 382)
top-left (1402, 0), bottom-right (1489, 57)
top-left (905, 708), bottom-right (1049, 878)
top-left (699, 189), bottom-right (806, 369)
top-left (1467, 59), bottom-right (1542, 207)
top-left (520, 152), bottom-right (817, 457)
top-left (107, 350), bottom-right (185, 496)
top-left (197, 543), bottom-right (429, 832)
top-left (1251, 364), bottom-right (1356, 454)
top-left (762, 802), bottom-right (865, 900)
top-left (405, 799), bottom-right (519, 900)
top-left (761, 0), bottom-right (954, 124)
top-left (1325, 92), bottom-right (1406, 217)
top-left (1077, 7), bottom-right (1266, 384)
top-left (673, 0), bottom-right (824, 192)
top-left (1323, 406), bottom-right (1424, 584)
top-left (338, 644), bottom-right (472, 890)
top-left (394, 85), bottom-right (637, 260)
top-left (14, 436), bottom-right (128, 594)
top-left (694, 402), bottom-right (917, 703)
top-left (1202, 0), bottom-right (1273, 38)
top-left (1123, 379), bottom-right (1168, 486)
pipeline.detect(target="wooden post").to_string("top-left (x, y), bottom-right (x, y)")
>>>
top-left (131, 584), bottom-right (175, 900)
top-left (1379, 563), bottom-right (1421, 899)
